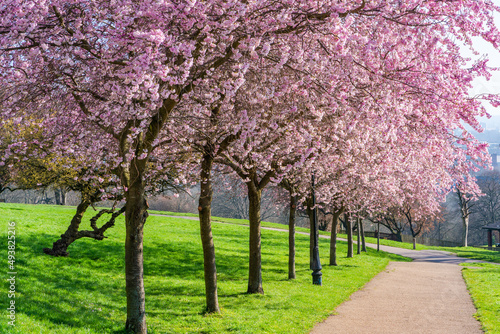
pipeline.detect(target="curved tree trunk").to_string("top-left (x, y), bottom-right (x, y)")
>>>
top-left (198, 153), bottom-right (220, 313)
top-left (44, 203), bottom-right (125, 257)
top-left (43, 199), bottom-right (91, 256)
top-left (124, 160), bottom-right (148, 334)
top-left (346, 213), bottom-right (353, 258)
top-left (329, 207), bottom-right (344, 266)
top-left (247, 183), bottom-right (263, 294)
top-left (288, 194), bottom-right (297, 279)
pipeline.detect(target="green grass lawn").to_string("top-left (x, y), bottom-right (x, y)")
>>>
top-left (462, 263), bottom-right (500, 334)
top-left (153, 211), bottom-right (500, 264)
top-left (0, 203), bottom-right (410, 334)
top-left (156, 210), bottom-right (500, 333)
top-left (349, 235), bottom-right (500, 263)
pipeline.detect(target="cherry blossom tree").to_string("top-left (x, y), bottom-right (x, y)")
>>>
top-left (401, 203), bottom-right (439, 249)
top-left (2, 1), bottom-right (500, 333)
top-left (0, 1), bottom-right (329, 329)
top-left (217, 103), bottom-right (314, 294)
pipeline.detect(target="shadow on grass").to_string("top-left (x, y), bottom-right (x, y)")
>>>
top-left (2, 214), bottom-right (410, 334)
top-left (364, 247), bottom-right (413, 262)
top-left (3, 207), bottom-right (24, 211)
top-left (5, 229), bottom-right (258, 332)
top-left (454, 249), bottom-right (500, 263)
top-left (219, 292), bottom-right (248, 298)
top-left (4, 233), bottom-right (127, 332)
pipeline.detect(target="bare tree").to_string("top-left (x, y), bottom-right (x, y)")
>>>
top-left (455, 185), bottom-right (475, 247)
top-left (212, 173), bottom-right (286, 222)
top-left (470, 171), bottom-right (500, 245)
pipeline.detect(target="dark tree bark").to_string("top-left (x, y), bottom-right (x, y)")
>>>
top-left (346, 213), bottom-right (353, 258)
top-left (395, 229), bottom-right (402, 242)
top-left (288, 194), bottom-right (297, 279)
top-left (378, 213), bottom-right (404, 242)
top-left (360, 219), bottom-right (366, 252)
top-left (377, 221), bottom-right (380, 251)
top-left (54, 188), bottom-right (62, 205)
top-left (198, 152), bottom-right (220, 313)
top-left (356, 217), bottom-right (361, 255)
top-left (43, 192), bottom-right (125, 257)
top-left (403, 206), bottom-right (425, 250)
top-left (54, 187), bottom-right (67, 205)
top-left (60, 188), bottom-right (66, 205)
top-left (218, 157), bottom-right (273, 295)
top-left (124, 158), bottom-right (148, 334)
top-left (246, 182), bottom-right (264, 294)
top-left (43, 199), bottom-right (91, 256)
top-left (306, 197), bottom-right (315, 269)
top-left (329, 207), bottom-right (344, 266)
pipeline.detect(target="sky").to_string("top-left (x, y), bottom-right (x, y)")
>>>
top-left (467, 0), bottom-right (500, 126)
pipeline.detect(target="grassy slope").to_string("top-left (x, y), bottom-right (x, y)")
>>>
top-left (154, 210), bottom-right (500, 333)
top-left (0, 203), bottom-right (409, 334)
top-left (345, 234), bottom-right (500, 263)
top-left (153, 211), bottom-right (500, 263)
top-left (462, 263), bottom-right (500, 334)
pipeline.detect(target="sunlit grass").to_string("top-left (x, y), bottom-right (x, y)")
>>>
top-left (354, 235), bottom-right (500, 264)
top-left (462, 263), bottom-right (500, 333)
top-left (1, 203), bottom-right (409, 333)
top-left (159, 211), bottom-right (500, 263)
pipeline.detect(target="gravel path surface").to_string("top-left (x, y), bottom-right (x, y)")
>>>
top-left (151, 214), bottom-right (492, 333)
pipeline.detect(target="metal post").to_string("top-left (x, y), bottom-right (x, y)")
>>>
top-left (311, 172), bottom-right (322, 285)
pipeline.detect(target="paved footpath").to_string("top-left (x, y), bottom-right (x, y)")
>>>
top-left (258, 224), bottom-right (492, 333)
top-left (310, 239), bottom-right (499, 334)
top-left (152, 214), bottom-right (494, 333)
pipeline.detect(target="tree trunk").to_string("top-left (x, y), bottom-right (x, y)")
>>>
top-left (44, 203), bottom-right (124, 256)
top-left (395, 230), bottom-right (402, 242)
top-left (247, 183), bottom-right (264, 294)
top-left (60, 188), bottom-right (66, 205)
top-left (54, 187), bottom-right (66, 205)
top-left (198, 154), bottom-right (220, 313)
top-left (43, 199), bottom-right (91, 256)
top-left (356, 218), bottom-right (361, 255)
top-left (306, 199), bottom-right (315, 269)
top-left (124, 163), bottom-right (148, 334)
top-left (54, 188), bottom-right (62, 205)
top-left (346, 213), bottom-right (353, 258)
top-left (329, 208), bottom-right (344, 266)
top-left (377, 221), bottom-right (380, 252)
top-left (360, 219), bottom-right (366, 252)
top-left (288, 194), bottom-right (297, 279)
top-left (413, 237), bottom-right (417, 250)
top-left (462, 215), bottom-right (469, 247)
